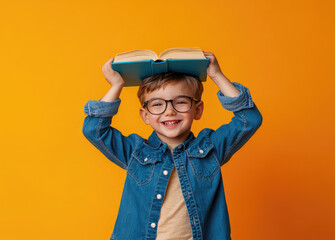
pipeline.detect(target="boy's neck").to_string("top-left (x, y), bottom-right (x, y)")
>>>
top-left (156, 131), bottom-right (192, 151)
top-left (167, 143), bottom-right (178, 151)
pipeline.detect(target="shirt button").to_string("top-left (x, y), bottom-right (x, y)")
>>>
top-left (144, 157), bottom-right (148, 162)
top-left (163, 170), bottom-right (168, 175)
top-left (151, 222), bottom-right (156, 228)
top-left (157, 194), bottom-right (162, 199)
top-left (199, 149), bottom-right (204, 154)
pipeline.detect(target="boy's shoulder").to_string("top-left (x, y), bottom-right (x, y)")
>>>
top-left (186, 128), bottom-right (216, 155)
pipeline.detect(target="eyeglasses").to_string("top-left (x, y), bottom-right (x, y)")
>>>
top-left (143, 95), bottom-right (200, 115)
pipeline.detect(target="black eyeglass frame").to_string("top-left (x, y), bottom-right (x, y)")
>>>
top-left (143, 95), bottom-right (201, 115)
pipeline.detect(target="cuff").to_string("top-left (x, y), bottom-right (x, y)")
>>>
top-left (84, 98), bottom-right (121, 117)
top-left (217, 82), bottom-right (254, 112)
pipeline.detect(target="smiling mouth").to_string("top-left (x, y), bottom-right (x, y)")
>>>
top-left (162, 120), bottom-right (181, 126)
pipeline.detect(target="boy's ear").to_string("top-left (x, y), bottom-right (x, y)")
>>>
top-left (194, 101), bottom-right (204, 120)
top-left (139, 108), bottom-right (150, 125)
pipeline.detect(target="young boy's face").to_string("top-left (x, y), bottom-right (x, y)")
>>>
top-left (139, 81), bottom-right (204, 148)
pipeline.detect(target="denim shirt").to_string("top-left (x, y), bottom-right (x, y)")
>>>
top-left (82, 82), bottom-right (262, 240)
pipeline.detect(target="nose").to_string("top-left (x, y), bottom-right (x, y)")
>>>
top-left (164, 101), bottom-right (176, 115)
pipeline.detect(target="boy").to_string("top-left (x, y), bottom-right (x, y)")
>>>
top-left (83, 52), bottom-right (262, 240)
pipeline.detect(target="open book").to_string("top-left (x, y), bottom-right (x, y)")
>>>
top-left (111, 47), bottom-right (209, 86)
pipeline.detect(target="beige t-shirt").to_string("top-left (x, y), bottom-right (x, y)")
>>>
top-left (156, 167), bottom-right (193, 240)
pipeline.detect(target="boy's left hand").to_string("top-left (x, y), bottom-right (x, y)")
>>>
top-left (203, 51), bottom-right (240, 97)
top-left (203, 52), bottom-right (224, 81)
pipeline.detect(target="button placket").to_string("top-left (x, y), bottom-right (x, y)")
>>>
top-left (145, 159), bottom-right (174, 239)
top-left (173, 156), bottom-right (202, 238)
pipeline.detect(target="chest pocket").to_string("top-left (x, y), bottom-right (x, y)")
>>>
top-left (128, 150), bottom-right (162, 186)
top-left (187, 144), bottom-right (220, 182)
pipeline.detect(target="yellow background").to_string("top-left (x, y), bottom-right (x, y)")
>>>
top-left (1, 0), bottom-right (334, 239)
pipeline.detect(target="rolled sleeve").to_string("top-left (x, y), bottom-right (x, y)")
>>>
top-left (217, 82), bottom-right (254, 112)
top-left (84, 99), bottom-right (121, 117)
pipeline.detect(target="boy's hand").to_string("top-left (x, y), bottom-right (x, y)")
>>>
top-left (100, 57), bottom-right (125, 102)
top-left (203, 52), bottom-right (224, 81)
top-left (102, 57), bottom-right (125, 86)
top-left (203, 51), bottom-right (240, 97)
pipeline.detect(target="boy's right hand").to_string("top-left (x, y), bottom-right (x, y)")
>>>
top-left (102, 57), bottom-right (125, 86)
top-left (100, 57), bottom-right (125, 102)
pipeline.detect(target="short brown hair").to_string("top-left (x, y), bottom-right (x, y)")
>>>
top-left (137, 72), bottom-right (204, 105)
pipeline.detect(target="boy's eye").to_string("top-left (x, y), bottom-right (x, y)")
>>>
top-left (174, 97), bottom-right (190, 105)
top-left (175, 100), bottom-right (188, 105)
top-left (149, 100), bottom-right (165, 108)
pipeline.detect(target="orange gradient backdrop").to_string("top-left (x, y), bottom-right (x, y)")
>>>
top-left (1, 0), bottom-right (334, 239)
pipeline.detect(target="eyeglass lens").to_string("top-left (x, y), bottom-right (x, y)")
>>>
top-left (147, 96), bottom-right (192, 114)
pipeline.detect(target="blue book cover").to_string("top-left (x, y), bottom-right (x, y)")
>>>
top-left (111, 49), bottom-right (209, 86)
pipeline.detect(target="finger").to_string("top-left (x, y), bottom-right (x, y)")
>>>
top-left (206, 55), bottom-right (215, 62)
top-left (107, 57), bottom-right (114, 64)
top-left (203, 52), bottom-right (214, 56)
top-left (204, 54), bottom-right (215, 60)
top-left (103, 57), bottom-right (114, 70)
top-left (103, 57), bottom-right (114, 69)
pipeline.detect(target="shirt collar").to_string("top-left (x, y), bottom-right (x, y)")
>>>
top-left (146, 131), bottom-right (195, 151)
top-left (146, 131), bottom-right (165, 150)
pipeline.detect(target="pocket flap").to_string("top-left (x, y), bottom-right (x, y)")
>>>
top-left (186, 137), bottom-right (214, 158)
top-left (132, 151), bottom-right (162, 165)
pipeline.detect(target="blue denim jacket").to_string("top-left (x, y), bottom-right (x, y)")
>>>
top-left (82, 82), bottom-right (262, 240)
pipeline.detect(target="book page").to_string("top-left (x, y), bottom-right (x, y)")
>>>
top-left (113, 49), bottom-right (158, 63)
top-left (159, 47), bottom-right (205, 60)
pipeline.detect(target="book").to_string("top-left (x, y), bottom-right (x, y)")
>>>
top-left (111, 47), bottom-right (209, 86)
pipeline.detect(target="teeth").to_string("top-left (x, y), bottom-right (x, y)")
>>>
top-left (164, 121), bottom-right (179, 125)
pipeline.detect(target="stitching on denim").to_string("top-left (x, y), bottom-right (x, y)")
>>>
top-left (206, 131), bottom-right (221, 167)
top-left (186, 145), bottom-right (212, 158)
top-left (88, 102), bottom-right (91, 116)
top-left (181, 164), bottom-right (203, 239)
top-left (127, 136), bottom-right (139, 171)
top-left (132, 153), bottom-right (162, 165)
top-left (96, 117), bottom-right (127, 169)
top-left (188, 154), bottom-right (220, 182)
top-left (219, 83), bottom-right (255, 112)
top-left (223, 111), bottom-right (248, 164)
top-left (185, 131), bottom-right (213, 158)
top-left (127, 141), bottom-right (162, 185)
top-left (185, 129), bottom-right (220, 182)
top-left (127, 153), bottom-right (156, 185)
top-left (145, 164), bottom-right (165, 240)
top-left (127, 163), bottom-right (155, 186)
top-left (143, 140), bottom-right (161, 150)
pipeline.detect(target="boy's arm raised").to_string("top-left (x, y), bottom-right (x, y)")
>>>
top-left (212, 83), bottom-right (262, 166)
top-left (203, 52), bottom-right (263, 166)
top-left (82, 57), bottom-right (137, 170)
